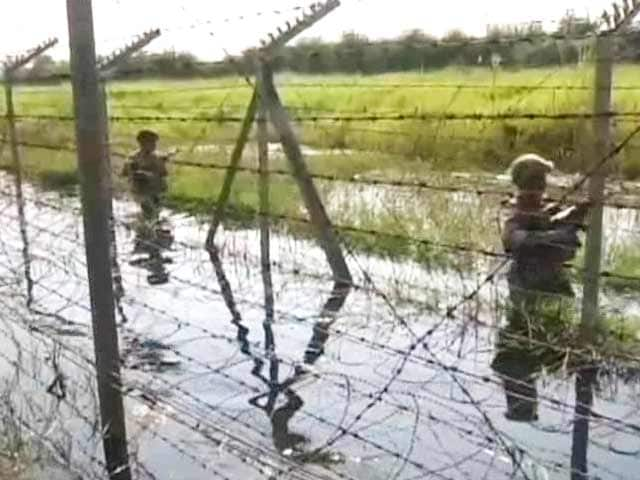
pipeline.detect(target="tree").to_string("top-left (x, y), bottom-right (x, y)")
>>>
top-left (556, 10), bottom-right (598, 36)
top-left (334, 32), bottom-right (369, 73)
top-left (27, 54), bottom-right (56, 79)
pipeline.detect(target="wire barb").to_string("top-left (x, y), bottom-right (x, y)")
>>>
top-left (258, 0), bottom-right (340, 57)
top-left (2, 38), bottom-right (59, 74)
top-left (601, 1), bottom-right (640, 32)
top-left (98, 28), bottom-right (162, 75)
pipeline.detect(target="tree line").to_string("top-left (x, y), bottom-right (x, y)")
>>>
top-left (11, 14), bottom-right (640, 83)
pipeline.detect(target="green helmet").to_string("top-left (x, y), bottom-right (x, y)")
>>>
top-left (136, 129), bottom-right (159, 144)
top-left (509, 154), bottom-right (554, 191)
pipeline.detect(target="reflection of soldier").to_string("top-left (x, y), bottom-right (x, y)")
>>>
top-left (492, 154), bottom-right (589, 421)
top-left (122, 130), bottom-right (169, 224)
top-left (129, 225), bottom-right (173, 285)
top-left (270, 390), bottom-right (309, 454)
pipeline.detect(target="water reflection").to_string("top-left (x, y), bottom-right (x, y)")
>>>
top-left (128, 215), bottom-right (174, 286)
top-left (490, 291), bottom-right (640, 480)
top-left (246, 320), bottom-right (341, 463)
top-left (249, 349), bottom-right (311, 456)
top-left (208, 245), bottom-right (344, 464)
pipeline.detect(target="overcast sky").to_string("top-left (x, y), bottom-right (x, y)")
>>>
top-left (1, 0), bottom-right (624, 61)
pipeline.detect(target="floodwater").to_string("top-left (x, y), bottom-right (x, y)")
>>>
top-left (0, 172), bottom-right (639, 480)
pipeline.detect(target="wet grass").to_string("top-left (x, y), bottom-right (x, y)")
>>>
top-left (603, 243), bottom-right (640, 293)
top-left (2, 67), bottom-right (640, 275)
top-left (4, 143), bottom-right (640, 283)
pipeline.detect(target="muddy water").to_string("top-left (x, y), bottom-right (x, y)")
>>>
top-left (0, 174), bottom-right (639, 480)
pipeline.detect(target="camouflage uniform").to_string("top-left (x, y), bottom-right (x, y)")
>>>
top-left (122, 131), bottom-right (173, 286)
top-left (492, 154), bottom-right (585, 421)
top-left (122, 130), bottom-right (168, 224)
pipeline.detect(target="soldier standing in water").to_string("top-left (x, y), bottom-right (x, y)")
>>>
top-left (122, 129), bottom-right (169, 225)
top-left (122, 130), bottom-right (173, 284)
top-left (492, 154), bottom-right (589, 421)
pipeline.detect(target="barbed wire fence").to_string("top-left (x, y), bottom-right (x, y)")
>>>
top-left (0, 1), bottom-right (640, 480)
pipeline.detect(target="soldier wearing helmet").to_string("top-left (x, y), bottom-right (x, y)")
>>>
top-left (491, 153), bottom-right (589, 422)
top-left (502, 153), bottom-right (588, 294)
top-left (122, 129), bottom-right (169, 223)
top-left (122, 130), bottom-right (175, 281)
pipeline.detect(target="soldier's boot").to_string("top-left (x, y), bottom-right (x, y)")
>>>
top-left (304, 323), bottom-right (330, 365)
top-left (503, 377), bottom-right (538, 422)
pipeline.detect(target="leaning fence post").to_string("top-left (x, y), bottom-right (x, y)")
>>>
top-left (253, 0), bottom-right (351, 314)
top-left (205, 0), bottom-right (341, 255)
top-left (257, 91), bottom-right (275, 339)
top-left (66, 1), bottom-right (131, 478)
top-left (259, 61), bottom-right (352, 311)
top-left (3, 38), bottom-right (58, 307)
top-left (205, 87), bottom-right (259, 248)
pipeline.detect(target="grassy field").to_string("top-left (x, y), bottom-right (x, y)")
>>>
top-left (5, 64), bottom-right (640, 174)
top-left (2, 65), bottom-right (640, 280)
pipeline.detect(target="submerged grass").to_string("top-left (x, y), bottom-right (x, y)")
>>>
top-left (3, 137), bottom-right (640, 282)
top-left (603, 243), bottom-right (640, 293)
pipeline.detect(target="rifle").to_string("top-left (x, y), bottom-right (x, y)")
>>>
top-left (159, 148), bottom-right (179, 162)
top-left (549, 201), bottom-right (591, 231)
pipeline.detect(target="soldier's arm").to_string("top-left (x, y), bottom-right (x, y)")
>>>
top-left (503, 219), bottom-right (579, 261)
top-left (550, 202), bottom-right (590, 228)
top-left (121, 160), bottom-right (132, 177)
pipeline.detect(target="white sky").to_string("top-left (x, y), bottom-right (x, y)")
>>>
top-left (0, 0), bottom-right (623, 61)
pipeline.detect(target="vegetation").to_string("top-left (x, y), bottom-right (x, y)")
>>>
top-left (603, 242), bottom-right (640, 293)
top-left (2, 65), bottom-right (640, 280)
top-left (5, 64), bottom-right (640, 177)
top-left (9, 13), bottom-right (639, 81)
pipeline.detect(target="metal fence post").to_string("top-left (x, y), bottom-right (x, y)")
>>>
top-left (580, 35), bottom-right (613, 334)
top-left (571, 2), bottom-right (640, 474)
top-left (65, 1), bottom-right (131, 478)
top-left (3, 39), bottom-right (58, 306)
top-left (257, 91), bottom-right (275, 345)
top-left (97, 30), bottom-right (161, 323)
top-left (3, 73), bottom-right (34, 305)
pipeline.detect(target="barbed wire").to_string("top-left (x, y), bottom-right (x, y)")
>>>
top-left (161, 3), bottom-right (314, 34)
top-left (3, 9), bottom-right (640, 477)
top-left (0, 183), bottom-right (636, 480)
top-left (7, 110), bottom-right (640, 124)
top-left (0, 216), bottom-right (636, 480)
top-left (1, 176), bottom-right (636, 404)
top-left (111, 81), bottom-right (640, 92)
top-left (3, 141), bottom-right (640, 293)
top-left (7, 136), bottom-right (640, 212)
top-left (0, 248), bottom-right (506, 479)
top-left (2, 188), bottom-right (639, 423)
top-left (16, 79), bottom-right (640, 94)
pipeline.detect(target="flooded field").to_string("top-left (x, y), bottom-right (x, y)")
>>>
top-left (0, 172), bottom-right (639, 480)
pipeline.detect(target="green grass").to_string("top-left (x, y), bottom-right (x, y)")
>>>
top-left (603, 243), bottom-right (640, 293)
top-left (2, 66), bottom-right (640, 268)
top-left (6, 65), bottom-right (640, 176)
